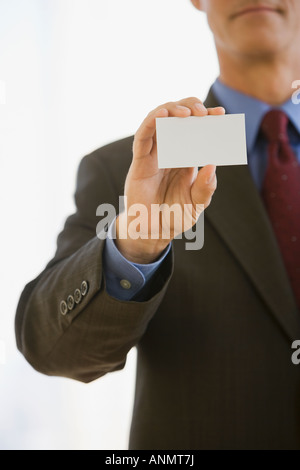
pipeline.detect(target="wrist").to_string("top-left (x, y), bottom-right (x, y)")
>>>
top-left (115, 215), bottom-right (170, 264)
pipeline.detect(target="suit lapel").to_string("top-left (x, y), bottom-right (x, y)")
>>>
top-left (204, 89), bottom-right (300, 341)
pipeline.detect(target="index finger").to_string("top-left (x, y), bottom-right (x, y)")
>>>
top-left (134, 108), bottom-right (169, 143)
top-left (133, 102), bottom-right (195, 159)
top-left (132, 108), bottom-right (168, 160)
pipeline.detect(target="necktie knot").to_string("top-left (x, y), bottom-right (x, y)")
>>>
top-left (261, 109), bottom-right (289, 143)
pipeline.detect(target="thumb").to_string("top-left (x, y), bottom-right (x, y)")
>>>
top-left (191, 165), bottom-right (217, 209)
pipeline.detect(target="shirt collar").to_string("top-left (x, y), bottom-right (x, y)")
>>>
top-left (281, 98), bottom-right (300, 135)
top-left (212, 79), bottom-right (300, 152)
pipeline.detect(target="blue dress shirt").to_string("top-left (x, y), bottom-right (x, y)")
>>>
top-left (213, 80), bottom-right (300, 188)
top-left (103, 221), bottom-right (171, 301)
top-left (103, 80), bottom-right (300, 300)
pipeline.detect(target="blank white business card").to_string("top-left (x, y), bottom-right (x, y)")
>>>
top-left (156, 114), bottom-right (247, 168)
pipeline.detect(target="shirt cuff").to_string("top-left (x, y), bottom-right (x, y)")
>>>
top-left (103, 218), bottom-right (171, 301)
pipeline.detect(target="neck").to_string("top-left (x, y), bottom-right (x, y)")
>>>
top-left (218, 50), bottom-right (300, 106)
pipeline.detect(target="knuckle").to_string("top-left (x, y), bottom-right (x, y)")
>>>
top-left (180, 97), bottom-right (202, 105)
top-left (150, 102), bottom-right (173, 116)
top-left (163, 101), bottom-right (175, 108)
top-left (146, 108), bottom-right (155, 118)
top-left (189, 96), bottom-right (202, 103)
top-left (176, 97), bottom-right (203, 108)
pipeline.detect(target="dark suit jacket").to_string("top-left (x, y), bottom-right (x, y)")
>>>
top-left (15, 90), bottom-right (300, 450)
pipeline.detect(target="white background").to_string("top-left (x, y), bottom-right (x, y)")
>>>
top-left (0, 0), bottom-right (218, 450)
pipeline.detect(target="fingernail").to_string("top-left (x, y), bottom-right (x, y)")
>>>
top-left (206, 168), bottom-right (216, 184)
top-left (194, 103), bottom-right (207, 113)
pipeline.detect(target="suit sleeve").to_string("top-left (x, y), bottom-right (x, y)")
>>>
top-left (15, 150), bottom-right (173, 383)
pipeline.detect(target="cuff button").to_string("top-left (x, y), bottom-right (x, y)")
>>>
top-left (81, 280), bottom-right (89, 297)
top-left (74, 289), bottom-right (82, 304)
top-left (67, 295), bottom-right (75, 311)
top-left (120, 279), bottom-right (131, 290)
top-left (60, 300), bottom-right (68, 316)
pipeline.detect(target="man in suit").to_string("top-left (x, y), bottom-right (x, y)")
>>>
top-left (16, 0), bottom-right (300, 449)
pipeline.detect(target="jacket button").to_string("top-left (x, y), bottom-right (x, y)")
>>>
top-left (67, 295), bottom-right (75, 311)
top-left (81, 280), bottom-right (89, 297)
top-left (74, 289), bottom-right (82, 304)
top-left (60, 300), bottom-right (68, 316)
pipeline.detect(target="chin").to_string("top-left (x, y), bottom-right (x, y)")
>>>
top-left (234, 33), bottom-right (286, 58)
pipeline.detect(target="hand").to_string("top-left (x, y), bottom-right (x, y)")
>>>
top-left (116, 97), bottom-right (225, 263)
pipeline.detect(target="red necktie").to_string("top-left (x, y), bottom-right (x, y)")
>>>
top-left (261, 109), bottom-right (300, 310)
